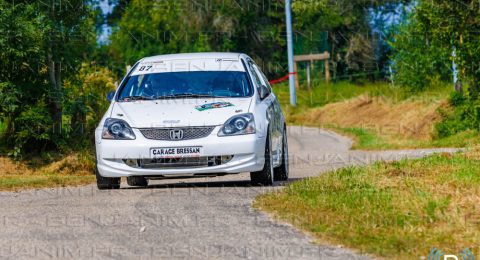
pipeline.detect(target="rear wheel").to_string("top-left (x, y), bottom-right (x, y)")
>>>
top-left (250, 132), bottom-right (274, 186)
top-left (274, 127), bottom-right (289, 181)
top-left (95, 167), bottom-right (121, 190)
top-left (127, 176), bottom-right (149, 187)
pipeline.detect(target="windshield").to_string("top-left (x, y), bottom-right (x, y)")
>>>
top-left (117, 71), bottom-right (253, 101)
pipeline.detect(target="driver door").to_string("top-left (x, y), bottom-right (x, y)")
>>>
top-left (247, 60), bottom-right (282, 164)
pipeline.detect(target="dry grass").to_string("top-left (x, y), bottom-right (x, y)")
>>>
top-left (292, 95), bottom-right (444, 140)
top-left (0, 153), bottom-right (95, 191)
top-left (285, 94), bottom-right (480, 149)
top-left (255, 148), bottom-right (480, 259)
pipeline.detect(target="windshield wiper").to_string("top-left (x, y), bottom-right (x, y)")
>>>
top-left (155, 93), bottom-right (217, 99)
top-left (122, 95), bottom-right (155, 101)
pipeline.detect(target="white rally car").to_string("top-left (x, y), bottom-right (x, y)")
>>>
top-left (95, 52), bottom-right (289, 189)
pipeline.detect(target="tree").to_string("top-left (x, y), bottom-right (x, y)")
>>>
top-left (108, 0), bottom-right (411, 80)
top-left (392, 0), bottom-right (480, 135)
top-left (393, 0), bottom-right (480, 91)
top-left (105, 0), bottom-right (131, 27)
top-left (390, 11), bottom-right (451, 90)
top-left (64, 63), bottom-right (116, 139)
top-left (292, 0), bottom-right (411, 80)
top-left (0, 0), bottom-right (97, 155)
top-left (0, 1), bottom-right (49, 154)
top-left (109, 0), bottom-right (286, 77)
top-left (35, 0), bottom-right (96, 129)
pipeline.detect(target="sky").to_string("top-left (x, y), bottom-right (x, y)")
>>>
top-left (97, 0), bottom-right (114, 44)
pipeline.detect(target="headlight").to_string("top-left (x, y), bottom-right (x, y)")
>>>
top-left (102, 118), bottom-right (136, 140)
top-left (218, 113), bottom-right (255, 136)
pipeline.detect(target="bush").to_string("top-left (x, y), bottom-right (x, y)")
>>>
top-left (64, 63), bottom-right (116, 142)
top-left (11, 100), bottom-right (54, 157)
top-left (435, 91), bottom-right (480, 138)
top-left (390, 17), bottom-right (451, 92)
top-left (0, 61), bottom-right (116, 157)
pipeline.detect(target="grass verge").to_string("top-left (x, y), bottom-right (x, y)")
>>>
top-left (331, 126), bottom-right (479, 150)
top-left (0, 152), bottom-right (95, 191)
top-left (274, 80), bottom-right (451, 113)
top-left (254, 148), bottom-right (480, 259)
top-left (273, 82), bottom-right (479, 149)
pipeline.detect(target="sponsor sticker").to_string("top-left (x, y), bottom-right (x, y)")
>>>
top-left (195, 102), bottom-right (234, 111)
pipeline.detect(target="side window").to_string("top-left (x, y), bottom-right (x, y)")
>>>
top-left (254, 65), bottom-right (273, 93)
top-left (247, 61), bottom-right (263, 87)
top-left (119, 74), bottom-right (144, 99)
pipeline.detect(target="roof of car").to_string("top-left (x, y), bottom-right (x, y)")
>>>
top-left (140, 52), bottom-right (246, 63)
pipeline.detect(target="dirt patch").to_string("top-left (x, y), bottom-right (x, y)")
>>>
top-left (0, 153), bottom-right (94, 177)
top-left (294, 95), bottom-right (446, 140)
top-left (0, 154), bottom-right (95, 191)
top-left (41, 154), bottom-right (95, 175)
top-left (0, 157), bottom-right (32, 176)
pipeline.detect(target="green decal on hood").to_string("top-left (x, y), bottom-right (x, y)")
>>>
top-left (195, 102), bottom-right (234, 111)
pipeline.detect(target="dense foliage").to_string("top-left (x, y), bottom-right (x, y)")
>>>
top-left (392, 0), bottom-right (480, 135)
top-left (390, 16), bottom-right (451, 91)
top-left (108, 0), bottom-right (286, 76)
top-left (107, 0), bottom-right (405, 79)
top-left (0, 0), bottom-right (112, 157)
top-left (293, 0), bottom-right (410, 80)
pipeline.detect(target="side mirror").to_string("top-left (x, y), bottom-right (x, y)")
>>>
top-left (259, 85), bottom-right (270, 100)
top-left (107, 91), bottom-right (115, 102)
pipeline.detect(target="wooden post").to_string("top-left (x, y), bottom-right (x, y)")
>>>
top-left (324, 59), bottom-right (330, 83)
top-left (311, 60), bottom-right (314, 85)
top-left (293, 52), bottom-right (331, 86)
top-left (306, 61), bottom-right (311, 89)
top-left (294, 62), bottom-right (300, 89)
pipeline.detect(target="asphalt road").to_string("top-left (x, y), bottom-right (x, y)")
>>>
top-left (0, 126), bottom-right (458, 260)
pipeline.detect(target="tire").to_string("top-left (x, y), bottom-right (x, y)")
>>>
top-left (250, 132), bottom-right (274, 186)
top-left (274, 127), bottom-right (289, 181)
top-left (127, 176), bottom-right (149, 187)
top-left (95, 167), bottom-right (121, 190)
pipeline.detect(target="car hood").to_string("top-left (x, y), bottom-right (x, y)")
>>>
top-left (110, 98), bottom-right (253, 128)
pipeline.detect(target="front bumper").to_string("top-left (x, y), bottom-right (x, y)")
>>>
top-left (95, 126), bottom-right (266, 178)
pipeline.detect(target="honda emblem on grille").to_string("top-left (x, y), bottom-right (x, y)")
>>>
top-left (169, 129), bottom-right (184, 140)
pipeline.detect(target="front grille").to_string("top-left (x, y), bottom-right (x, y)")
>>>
top-left (139, 126), bottom-right (215, 141)
top-left (124, 156), bottom-right (233, 169)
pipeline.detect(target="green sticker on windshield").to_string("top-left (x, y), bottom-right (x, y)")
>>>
top-left (195, 102), bottom-right (234, 111)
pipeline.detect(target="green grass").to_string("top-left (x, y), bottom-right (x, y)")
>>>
top-left (255, 149), bottom-right (480, 259)
top-left (429, 130), bottom-right (480, 147)
top-left (273, 80), bottom-right (451, 111)
top-left (274, 81), bottom-right (390, 108)
top-left (332, 127), bottom-right (394, 150)
top-left (0, 174), bottom-right (95, 191)
top-left (274, 81), bottom-right (394, 117)
top-left (332, 127), bottom-right (480, 150)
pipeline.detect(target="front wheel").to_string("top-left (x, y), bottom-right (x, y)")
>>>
top-left (250, 132), bottom-right (274, 186)
top-left (95, 167), bottom-right (121, 190)
top-left (274, 127), bottom-right (289, 181)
